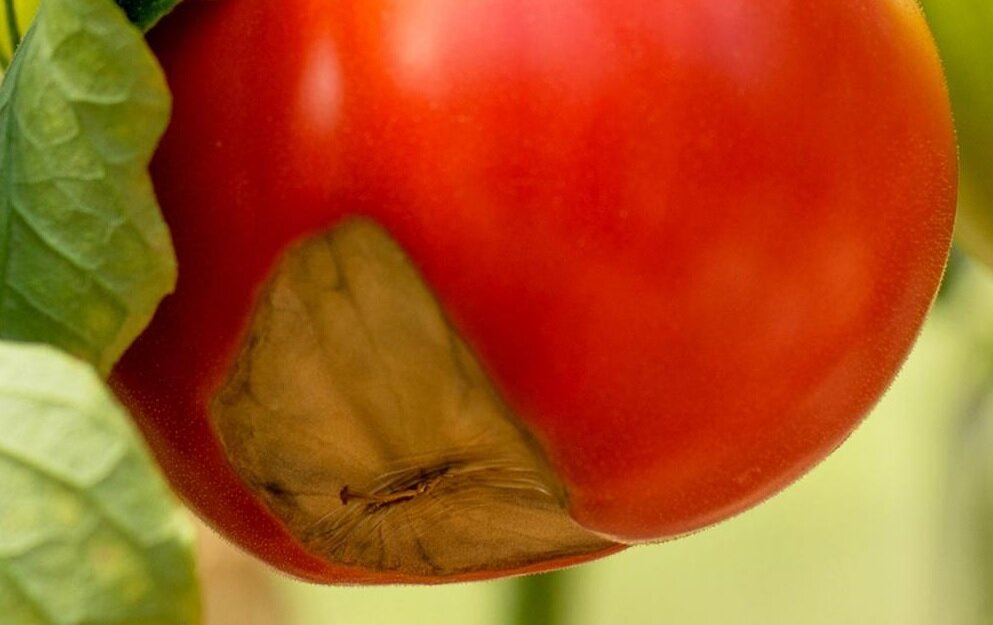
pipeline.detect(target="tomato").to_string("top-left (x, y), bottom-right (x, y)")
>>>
top-left (112, 0), bottom-right (956, 583)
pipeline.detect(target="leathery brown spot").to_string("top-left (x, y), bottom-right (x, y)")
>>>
top-left (211, 218), bottom-right (615, 577)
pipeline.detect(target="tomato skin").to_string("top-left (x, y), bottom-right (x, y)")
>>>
top-left (114, 0), bottom-right (955, 580)
top-left (350, 0), bottom-right (956, 541)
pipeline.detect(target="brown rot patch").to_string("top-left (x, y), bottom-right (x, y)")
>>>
top-left (210, 218), bottom-right (615, 578)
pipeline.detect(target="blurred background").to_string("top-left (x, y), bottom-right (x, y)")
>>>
top-left (196, 257), bottom-right (993, 625)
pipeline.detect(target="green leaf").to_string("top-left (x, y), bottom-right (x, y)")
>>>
top-left (115, 0), bottom-right (179, 31)
top-left (0, 0), bottom-right (176, 376)
top-left (0, 341), bottom-right (200, 625)
top-left (919, 0), bottom-right (993, 269)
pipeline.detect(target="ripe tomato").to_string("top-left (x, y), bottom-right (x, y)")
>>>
top-left (113, 0), bottom-right (956, 583)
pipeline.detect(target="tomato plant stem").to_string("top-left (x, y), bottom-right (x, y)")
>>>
top-left (3, 0), bottom-right (19, 56)
top-left (510, 571), bottom-right (570, 625)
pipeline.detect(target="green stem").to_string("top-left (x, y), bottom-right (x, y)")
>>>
top-left (4, 0), bottom-right (20, 54)
top-left (511, 571), bottom-right (570, 625)
top-left (0, 47), bottom-right (9, 72)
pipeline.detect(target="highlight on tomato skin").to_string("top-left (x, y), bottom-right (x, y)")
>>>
top-left (111, 0), bottom-right (957, 583)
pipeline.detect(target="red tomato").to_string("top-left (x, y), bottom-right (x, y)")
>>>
top-left (113, 0), bottom-right (956, 583)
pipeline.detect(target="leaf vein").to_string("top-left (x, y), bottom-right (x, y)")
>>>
top-left (0, 564), bottom-right (52, 625)
top-left (5, 280), bottom-right (98, 345)
top-left (8, 202), bottom-right (125, 297)
top-left (0, 441), bottom-right (147, 552)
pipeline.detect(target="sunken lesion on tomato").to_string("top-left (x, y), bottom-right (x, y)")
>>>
top-left (210, 218), bottom-right (616, 577)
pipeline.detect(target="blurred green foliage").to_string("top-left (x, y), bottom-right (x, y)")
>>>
top-left (920, 0), bottom-right (993, 268)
